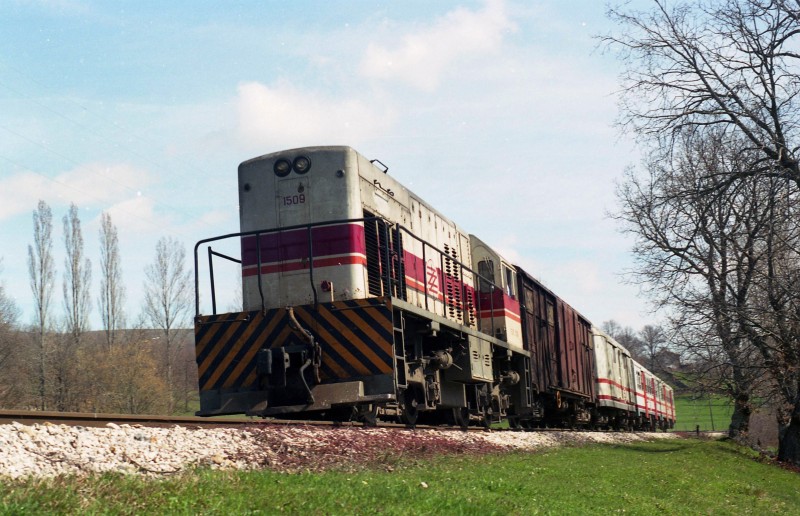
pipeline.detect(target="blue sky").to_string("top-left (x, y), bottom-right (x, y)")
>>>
top-left (0, 0), bottom-right (653, 330)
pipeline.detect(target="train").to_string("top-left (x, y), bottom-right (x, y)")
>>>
top-left (193, 146), bottom-right (675, 430)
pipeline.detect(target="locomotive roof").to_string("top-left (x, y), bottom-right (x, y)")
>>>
top-left (239, 145), bottom-right (356, 168)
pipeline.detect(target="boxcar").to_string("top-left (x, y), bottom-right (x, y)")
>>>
top-left (515, 268), bottom-right (595, 427)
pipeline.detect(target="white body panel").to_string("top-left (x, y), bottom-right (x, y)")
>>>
top-left (632, 359), bottom-right (675, 424)
top-left (238, 147), bottom-right (365, 310)
top-left (237, 146), bottom-right (479, 331)
top-left (592, 328), bottom-right (636, 412)
top-left (469, 235), bottom-right (523, 349)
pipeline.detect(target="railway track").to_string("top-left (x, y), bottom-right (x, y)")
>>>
top-left (0, 410), bottom-right (262, 428)
top-left (0, 409), bottom-right (495, 432)
top-left (0, 409), bottom-right (678, 435)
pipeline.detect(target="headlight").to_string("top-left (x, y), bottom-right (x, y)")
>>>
top-left (293, 155), bottom-right (311, 174)
top-left (274, 158), bottom-right (292, 177)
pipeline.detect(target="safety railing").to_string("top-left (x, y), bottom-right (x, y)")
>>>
top-left (194, 217), bottom-right (502, 338)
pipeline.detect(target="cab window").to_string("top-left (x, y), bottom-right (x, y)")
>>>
top-left (503, 265), bottom-right (516, 299)
top-left (478, 259), bottom-right (494, 292)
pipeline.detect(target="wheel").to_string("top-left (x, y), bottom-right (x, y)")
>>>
top-left (453, 407), bottom-right (470, 430)
top-left (357, 404), bottom-right (379, 427)
top-left (481, 407), bottom-right (492, 429)
top-left (401, 394), bottom-right (419, 426)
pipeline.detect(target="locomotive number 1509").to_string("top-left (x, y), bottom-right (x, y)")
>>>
top-left (282, 194), bottom-right (306, 206)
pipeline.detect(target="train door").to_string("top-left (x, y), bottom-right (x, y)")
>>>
top-left (544, 300), bottom-right (558, 389)
top-left (275, 177), bottom-right (312, 305)
top-left (641, 371), bottom-right (648, 417)
top-left (621, 355), bottom-right (633, 406)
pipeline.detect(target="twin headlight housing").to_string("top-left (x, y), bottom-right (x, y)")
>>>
top-left (274, 155), bottom-right (311, 177)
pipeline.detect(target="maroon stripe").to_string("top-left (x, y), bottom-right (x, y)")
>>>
top-left (478, 289), bottom-right (521, 317)
top-left (242, 255), bottom-right (367, 276)
top-left (241, 223), bottom-right (365, 266)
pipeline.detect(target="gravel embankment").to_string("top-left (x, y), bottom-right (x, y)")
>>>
top-left (0, 421), bottom-right (677, 479)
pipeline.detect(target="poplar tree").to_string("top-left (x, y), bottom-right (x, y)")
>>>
top-left (28, 200), bottom-right (54, 410)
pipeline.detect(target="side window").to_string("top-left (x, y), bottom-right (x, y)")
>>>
top-left (478, 259), bottom-right (494, 292)
top-left (503, 266), bottom-right (516, 299)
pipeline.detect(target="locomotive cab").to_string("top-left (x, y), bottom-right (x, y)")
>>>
top-left (469, 235), bottom-right (522, 348)
top-left (238, 147), bottom-right (366, 309)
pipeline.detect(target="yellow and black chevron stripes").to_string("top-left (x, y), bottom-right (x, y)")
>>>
top-left (195, 298), bottom-right (395, 392)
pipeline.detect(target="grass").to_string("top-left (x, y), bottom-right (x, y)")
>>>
top-left (2, 439), bottom-right (798, 514)
top-left (673, 394), bottom-right (735, 432)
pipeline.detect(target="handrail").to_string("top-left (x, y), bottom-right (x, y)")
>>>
top-left (195, 217), bottom-right (507, 341)
top-left (207, 247), bottom-right (241, 315)
top-left (392, 224), bottom-right (499, 334)
top-left (194, 217), bottom-right (385, 316)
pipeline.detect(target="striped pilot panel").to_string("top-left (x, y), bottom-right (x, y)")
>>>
top-left (195, 298), bottom-right (395, 392)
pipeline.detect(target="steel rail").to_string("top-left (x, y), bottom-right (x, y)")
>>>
top-left (0, 410), bottom-right (675, 435)
top-left (0, 410), bottom-right (487, 431)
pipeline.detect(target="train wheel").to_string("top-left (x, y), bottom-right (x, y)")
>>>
top-left (481, 407), bottom-right (492, 429)
top-left (401, 395), bottom-right (419, 426)
top-left (357, 404), bottom-right (379, 427)
top-left (453, 407), bottom-right (470, 430)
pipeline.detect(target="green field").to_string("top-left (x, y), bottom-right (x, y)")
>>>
top-left (673, 394), bottom-right (735, 432)
top-left (2, 439), bottom-right (798, 514)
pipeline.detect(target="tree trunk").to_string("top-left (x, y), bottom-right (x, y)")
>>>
top-left (777, 403), bottom-right (800, 466)
top-left (728, 391), bottom-right (751, 439)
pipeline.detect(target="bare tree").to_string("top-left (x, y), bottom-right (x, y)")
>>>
top-left (602, 320), bottom-right (644, 359)
top-left (143, 236), bottom-right (192, 413)
top-left (99, 212), bottom-right (125, 348)
top-left (0, 260), bottom-right (21, 405)
top-left (606, 0), bottom-right (800, 187)
top-left (616, 130), bottom-right (780, 440)
top-left (62, 203), bottom-right (92, 344)
top-left (639, 324), bottom-right (667, 374)
top-left (607, 0), bottom-right (800, 465)
top-left (52, 203), bottom-right (92, 411)
top-left (28, 200), bottom-right (55, 410)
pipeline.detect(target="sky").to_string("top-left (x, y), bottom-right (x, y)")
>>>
top-left (0, 0), bottom-right (654, 331)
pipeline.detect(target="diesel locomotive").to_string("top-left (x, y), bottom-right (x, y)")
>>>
top-left (193, 146), bottom-right (675, 430)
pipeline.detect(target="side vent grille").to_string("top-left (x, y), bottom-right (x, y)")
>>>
top-left (443, 244), bottom-right (463, 323)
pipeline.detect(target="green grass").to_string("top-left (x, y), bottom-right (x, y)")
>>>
top-left (2, 439), bottom-right (798, 514)
top-left (674, 394), bottom-right (735, 432)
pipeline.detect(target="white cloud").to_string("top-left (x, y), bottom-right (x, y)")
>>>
top-left (100, 195), bottom-right (158, 235)
top-left (234, 81), bottom-right (394, 151)
top-left (359, 0), bottom-right (515, 91)
top-left (0, 162), bottom-right (153, 221)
